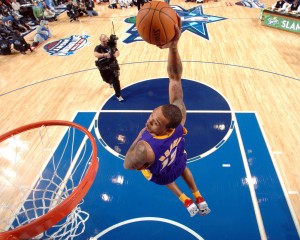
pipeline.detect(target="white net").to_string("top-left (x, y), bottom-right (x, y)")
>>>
top-left (0, 122), bottom-right (97, 239)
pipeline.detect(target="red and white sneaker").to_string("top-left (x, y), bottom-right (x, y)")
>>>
top-left (196, 196), bottom-right (211, 216)
top-left (184, 199), bottom-right (199, 217)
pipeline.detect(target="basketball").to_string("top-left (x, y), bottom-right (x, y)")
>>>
top-left (136, 1), bottom-right (178, 46)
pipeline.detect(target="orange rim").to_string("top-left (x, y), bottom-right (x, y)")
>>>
top-left (0, 120), bottom-right (99, 239)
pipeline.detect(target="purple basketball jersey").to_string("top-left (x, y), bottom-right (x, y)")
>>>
top-left (138, 124), bottom-right (187, 185)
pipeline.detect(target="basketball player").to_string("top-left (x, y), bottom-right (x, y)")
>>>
top-left (124, 18), bottom-right (211, 217)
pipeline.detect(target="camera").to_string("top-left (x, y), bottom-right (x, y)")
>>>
top-left (107, 34), bottom-right (118, 49)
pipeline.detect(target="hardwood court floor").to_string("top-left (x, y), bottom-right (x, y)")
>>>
top-left (0, 0), bottom-right (299, 234)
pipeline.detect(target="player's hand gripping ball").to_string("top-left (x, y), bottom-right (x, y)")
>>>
top-left (136, 1), bottom-right (179, 46)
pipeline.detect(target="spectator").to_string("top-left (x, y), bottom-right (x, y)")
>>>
top-left (4, 19), bottom-right (15, 37)
top-left (85, 0), bottom-right (98, 16)
top-left (12, 29), bottom-right (33, 54)
top-left (32, 19), bottom-right (52, 46)
top-left (11, 13), bottom-right (31, 32)
top-left (41, 1), bottom-right (57, 21)
top-left (66, 0), bottom-right (79, 22)
top-left (0, 18), bottom-right (14, 40)
top-left (74, 1), bottom-right (88, 17)
top-left (0, 1), bottom-right (12, 17)
top-left (0, 34), bottom-right (11, 55)
top-left (11, 0), bottom-right (22, 17)
top-left (16, 1), bottom-right (35, 21)
top-left (119, 0), bottom-right (133, 8)
top-left (286, 0), bottom-right (300, 12)
top-left (271, 0), bottom-right (285, 10)
top-left (44, 0), bottom-right (56, 12)
top-left (109, 0), bottom-right (118, 9)
top-left (32, 1), bottom-right (44, 23)
top-left (3, 0), bottom-right (13, 7)
top-left (278, 0), bottom-right (293, 11)
top-left (136, 0), bottom-right (145, 10)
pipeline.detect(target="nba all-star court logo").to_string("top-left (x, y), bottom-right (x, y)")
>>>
top-left (123, 5), bottom-right (226, 44)
top-left (43, 35), bottom-right (90, 56)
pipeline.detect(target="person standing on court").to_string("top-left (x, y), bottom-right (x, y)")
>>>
top-left (94, 34), bottom-right (124, 102)
top-left (124, 18), bottom-right (211, 217)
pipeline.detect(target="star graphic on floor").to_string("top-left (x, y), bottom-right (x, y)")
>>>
top-left (123, 5), bottom-right (226, 43)
top-left (174, 5), bottom-right (227, 40)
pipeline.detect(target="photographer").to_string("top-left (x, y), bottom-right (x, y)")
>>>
top-left (94, 34), bottom-right (124, 102)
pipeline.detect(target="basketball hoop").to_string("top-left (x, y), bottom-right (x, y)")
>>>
top-left (0, 120), bottom-right (98, 239)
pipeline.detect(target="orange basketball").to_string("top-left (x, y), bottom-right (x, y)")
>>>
top-left (136, 1), bottom-right (178, 46)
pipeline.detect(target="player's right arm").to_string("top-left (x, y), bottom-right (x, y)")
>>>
top-left (161, 17), bottom-right (186, 126)
top-left (167, 37), bottom-right (186, 127)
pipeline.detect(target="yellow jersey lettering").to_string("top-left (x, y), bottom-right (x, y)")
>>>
top-left (159, 137), bottom-right (182, 172)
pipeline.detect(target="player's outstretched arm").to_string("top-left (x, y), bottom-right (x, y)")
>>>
top-left (160, 17), bottom-right (186, 126)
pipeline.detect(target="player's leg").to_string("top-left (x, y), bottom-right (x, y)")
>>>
top-left (181, 167), bottom-right (211, 216)
top-left (166, 181), bottom-right (199, 217)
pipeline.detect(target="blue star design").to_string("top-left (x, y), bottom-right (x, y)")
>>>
top-left (123, 5), bottom-right (226, 44)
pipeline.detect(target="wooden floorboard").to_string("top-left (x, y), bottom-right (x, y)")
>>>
top-left (0, 0), bottom-right (299, 232)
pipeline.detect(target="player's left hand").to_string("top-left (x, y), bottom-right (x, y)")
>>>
top-left (159, 14), bottom-right (182, 49)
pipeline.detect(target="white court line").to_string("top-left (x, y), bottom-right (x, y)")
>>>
top-left (222, 164), bottom-right (231, 167)
top-left (234, 113), bottom-right (267, 240)
top-left (95, 109), bottom-right (235, 162)
top-left (255, 113), bottom-right (300, 237)
top-left (288, 191), bottom-right (299, 195)
top-left (91, 217), bottom-right (204, 240)
top-left (98, 110), bottom-right (232, 113)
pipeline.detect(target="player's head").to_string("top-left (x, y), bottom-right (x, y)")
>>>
top-left (146, 104), bottom-right (182, 135)
top-left (161, 104), bottom-right (182, 128)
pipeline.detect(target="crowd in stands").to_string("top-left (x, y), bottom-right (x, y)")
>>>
top-left (6, 0), bottom-right (290, 55)
top-left (105, 0), bottom-right (154, 10)
top-left (66, 0), bottom-right (98, 22)
top-left (108, 0), bottom-right (133, 9)
top-left (0, 0), bottom-right (104, 55)
top-left (0, 0), bottom-right (62, 55)
top-left (1, 0), bottom-right (137, 55)
top-left (271, 0), bottom-right (300, 13)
